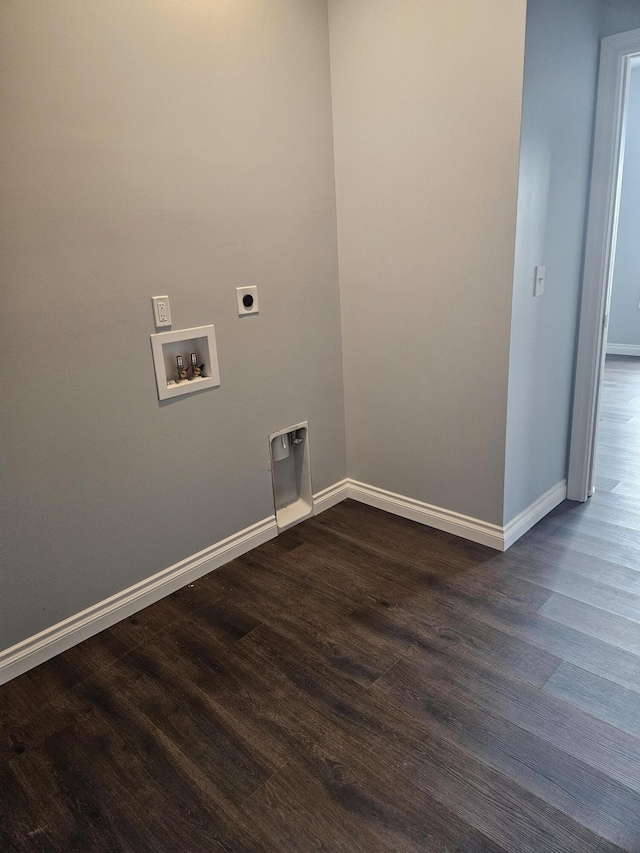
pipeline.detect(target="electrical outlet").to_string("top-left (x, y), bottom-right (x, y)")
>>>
top-left (237, 286), bottom-right (259, 316)
top-left (152, 295), bottom-right (172, 328)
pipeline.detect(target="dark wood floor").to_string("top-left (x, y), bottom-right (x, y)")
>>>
top-left (2, 357), bottom-right (640, 852)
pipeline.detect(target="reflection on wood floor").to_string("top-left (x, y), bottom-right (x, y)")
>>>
top-left (2, 356), bottom-right (640, 852)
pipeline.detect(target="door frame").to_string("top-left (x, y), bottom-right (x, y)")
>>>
top-left (567, 28), bottom-right (640, 501)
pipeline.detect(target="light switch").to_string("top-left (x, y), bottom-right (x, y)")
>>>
top-left (534, 265), bottom-right (546, 297)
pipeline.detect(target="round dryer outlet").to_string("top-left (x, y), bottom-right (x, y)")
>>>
top-left (236, 286), bottom-right (259, 316)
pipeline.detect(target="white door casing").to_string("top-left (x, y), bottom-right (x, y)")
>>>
top-left (567, 28), bottom-right (640, 502)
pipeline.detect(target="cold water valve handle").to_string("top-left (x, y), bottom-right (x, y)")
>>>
top-left (190, 352), bottom-right (204, 379)
top-left (176, 355), bottom-right (189, 382)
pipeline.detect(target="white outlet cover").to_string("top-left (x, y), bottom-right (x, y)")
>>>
top-left (237, 286), bottom-right (259, 316)
top-left (151, 295), bottom-right (172, 328)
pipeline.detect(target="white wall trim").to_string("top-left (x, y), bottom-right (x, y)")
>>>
top-left (313, 478), bottom-right (350, 514)
top-left (0, 476), bottom-right (567, 685)
top-left (0, 515), bottom-right (277, 686)
top-left (1, 477), bottom-right (348, 686)
top-left (346, 478), bottom-right (566, 552)
top-left (606, 343), bottom-right (640, 356)
top-left (502, 479), bottom-right (567, 551)
top-left (568, 27), bottom-right (640, 501)
top-left (346, 479), bottom-right (505, 550)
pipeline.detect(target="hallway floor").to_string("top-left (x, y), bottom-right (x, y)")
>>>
top-left (2, 357), bottom-right (640, 852)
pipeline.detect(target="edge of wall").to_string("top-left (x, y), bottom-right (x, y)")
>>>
top-left (606, 343), bottom-right (640, 356)
top-left (502, 479), bottom-right (567, 551)
top-left (1, 477), bottom-right (566, 685)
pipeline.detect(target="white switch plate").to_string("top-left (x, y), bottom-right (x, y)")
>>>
top-left (236, 286), bottom-right (259, 316)
top-left (152, 295), bottom-right (172, 328)
top-left (534, 265), bottom-right (546, 297)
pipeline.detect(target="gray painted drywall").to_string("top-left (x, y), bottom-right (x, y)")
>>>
top-left (0, 0), bottom-right (346, 651)
top-left (503, 0), bottom-right (602, 523)
top-left (600, 0), bottom-right (640, 38)
top-left (328, 0), bottom-right (527, 525)
top-left (608, 65), bottom-right (640, 348)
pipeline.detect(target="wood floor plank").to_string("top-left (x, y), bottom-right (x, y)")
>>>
top-left (544, 663), bottom-right (640, 740)
top-left (611, 480), bottom-right (640, 501)
top-left (0, 654), bottom-right (85, 734)
top-left (241, 625), bottom-right (603, 853)
top-left (507, 561), bottom-right (640, 623)
top-left (9, 735), bottom-right (160, 852)
top-left (241, 761), bottom-right (400, 853)
top-left (205, 627), bottom-right (509, 852)
top-left (372, 640), bottom-right (640, 797)
top-left (595, 839), bottom-right (632, 853)
top-left (539, 594), bottom-right (640, 658)
top-left (373, 657), bottom-right (640, 850)
top-left (595, 472), bottom-right (623, 490)
top-left (194, 550), bottom-right (403, 689)
top-left (346, 593), bottom-right (561, 688)
top-left (508, 538), bottom-right (640, 597)
top-left (361, 562), bottom-right (640, 695)
top-left (524, 519), bottom-right (640, 574)
top-left (591, 486), bottom-right (640, 515)
top-left (543, 511), bottom-right (640, 551)
top-left (245, 745), bottom-right (509, 853)
top-left (562, 496), bottom-right (640, 535)
top-left (310, 499), bottom-right (499, 581)
top-left (37, 679), bottom-right (262, 852)
top-left (0, 759), bottom-right (62, 852)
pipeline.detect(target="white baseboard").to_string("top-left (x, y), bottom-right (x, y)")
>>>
top-left (0, 515), bottom-right (277, 686)
top-left (606, 343), bottom-right (640, 356)
top-left (346, 479), bottom-right (505, 550)
top-left (502, 479), bottom-right (567, 551)
top-left (0, 476), bottom-right (567, 685)
top-left (0, 478), bottom-right (349, 686)
top-left (346, 478), bottom-right (567, 552)
top-left (313, 478), bottom-right (350, 514)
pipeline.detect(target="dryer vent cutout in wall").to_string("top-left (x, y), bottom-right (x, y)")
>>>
top-left (269, 422), bottom-right (313, 530)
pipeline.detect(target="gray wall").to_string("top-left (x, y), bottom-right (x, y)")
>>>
top-left (328, 0), bottom-right (527, 525)
top-left (503, 0), bottom-right (602, 522)
top-left (608, 64), bottom-right (640, 348)
top-left (601, 0), bottom-right (640, 38)
top-left (0, 0), bottom-right (346, 650)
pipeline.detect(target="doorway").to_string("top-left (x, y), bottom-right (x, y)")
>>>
top-left (594, 59), bottom-right (640, 501)
top-left (568, 27), bottom-right (640, 501)
top-left (594, 356), bottom-right (640, 498)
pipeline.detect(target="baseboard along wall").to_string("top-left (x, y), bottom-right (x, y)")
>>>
top-left (313, 479), bottom-right (350, 514)
top-left (0, 476), bottom-right (566, 685)
top-left (606, 343), bottom-right (640, 356)
top-left (0, 515), bottom-right (277, 686)
top-left (347, 479), bottom-right (505, 550)
top-left (502, 480), bottom-right (567, 550)
top-left (347, 479), bottom-right (566, 552)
